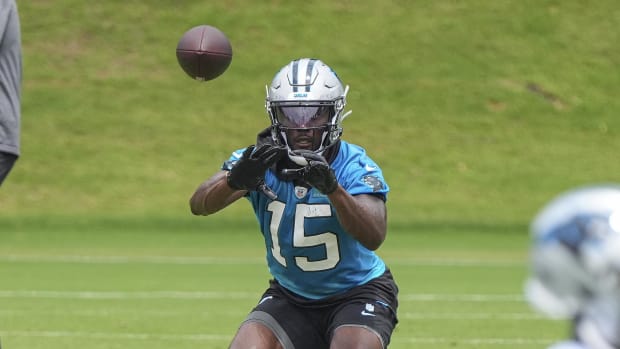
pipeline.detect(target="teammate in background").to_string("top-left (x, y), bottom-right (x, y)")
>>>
top-left (0, 0), bottom-right (21, 186)
top-left (525, 184), bottom-right (620, 349)
top-left (190, 58), bottom-right (398, 349)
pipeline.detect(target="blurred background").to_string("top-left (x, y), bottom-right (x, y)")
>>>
top-left (2, 1), bottom-right (618, 227)
top-left (1, 1), bottom-right (619, 348)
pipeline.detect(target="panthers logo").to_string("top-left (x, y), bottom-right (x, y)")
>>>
top-left (362, 175), bottom-right (384, 192)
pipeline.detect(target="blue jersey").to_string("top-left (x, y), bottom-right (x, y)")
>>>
top-left (223, 141), bottom-right (389, 299)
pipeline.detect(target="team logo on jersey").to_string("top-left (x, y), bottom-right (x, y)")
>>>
top-left (362, 175), bottom-right (383, 192)
top-left (294, 186), bottom-right (308, 199)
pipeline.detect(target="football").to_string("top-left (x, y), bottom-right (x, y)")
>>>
top-left (176, 25), bottom-right (233, 81)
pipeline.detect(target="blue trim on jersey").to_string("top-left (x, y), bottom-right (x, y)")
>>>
top-left (223, 141), bottom-right (389, 299)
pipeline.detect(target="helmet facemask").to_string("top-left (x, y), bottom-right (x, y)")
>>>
top-left (265, 58), bottom-right (351, 160)
top-left (266, 97), bottom-right (349, 156)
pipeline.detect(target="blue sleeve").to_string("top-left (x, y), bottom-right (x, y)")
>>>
top-left (335, 145), bottom-right (389, 201)
top-left (221, 148), bottom-right (247, 171)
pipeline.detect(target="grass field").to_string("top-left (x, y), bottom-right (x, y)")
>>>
top-left (2, 1), bottom-right (619, 348)
top-left (1, 220), bottom-right (566, 349)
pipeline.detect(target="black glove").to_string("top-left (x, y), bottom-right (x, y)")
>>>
top-left (227, 144), bottom-right (286, 191)
top-left (293, 150), bottom-right (338, 195)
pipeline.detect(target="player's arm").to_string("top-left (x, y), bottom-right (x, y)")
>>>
top-left (328, 188), bottom-right (387, 251)
top-left (189, 170), bottom-right (247, 216)
top-left (190, 144), bottom-right (286, 216)
top-left (292, 150), bottom-right (387, 250)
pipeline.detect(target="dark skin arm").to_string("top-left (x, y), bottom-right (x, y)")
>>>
top-left (189, 171), bottom-right (387, 250)
top-left (326, 186), bottom-right (387, 251)
top-left (189, 170), bottom-right (247, 216)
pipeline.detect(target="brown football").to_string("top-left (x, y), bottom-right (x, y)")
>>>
top-left (176, 25), bottom-right (233, 81)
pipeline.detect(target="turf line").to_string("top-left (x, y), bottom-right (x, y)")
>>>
top-left (0, 308), bottom-right (542, 320)
top-left (0, 290), bottom-right (524, 302)
top-left (0, 254), bottom-right (524, 267)
top-left (0, 330), bottom-right (228, 341)
top-left (400, 312), bottom-right (544, 320)
top-left (0, 330), bottom-right (556, 345)
top-left (0, 254), bottom-right (265, 265)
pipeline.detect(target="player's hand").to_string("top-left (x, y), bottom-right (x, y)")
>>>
top-left (293, 150), bottom-right (338, 195)
top-left (227, 144), bottom-right (286, 191)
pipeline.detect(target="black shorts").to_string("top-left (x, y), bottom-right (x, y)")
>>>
top-left (242, 269), bottom-right (399, 349)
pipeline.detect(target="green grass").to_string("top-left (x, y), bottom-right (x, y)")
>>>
top-left (1, 0), bottom-right (619, 347)
top-left (4, 0), bottom-right (620, 223)
top-left (1, 223), bottom-right (567, 349)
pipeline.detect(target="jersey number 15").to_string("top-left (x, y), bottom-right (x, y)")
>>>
top-left (267, 201), bottom-right (340, 272)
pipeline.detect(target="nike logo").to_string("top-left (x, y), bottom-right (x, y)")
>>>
top-left (364, 164), bottom-right (377, 171)
top-left (232, 151), bottom-right (243, 159)
top-left (258, 296), bottom-right (273, 305)
top-left (361, 311), bottom-right (376, 317)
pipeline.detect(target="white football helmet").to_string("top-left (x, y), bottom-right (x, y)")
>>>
top-left (525, 184), bottom-right (620, 321)
top-left (265, 58), bottom-right (351, 157)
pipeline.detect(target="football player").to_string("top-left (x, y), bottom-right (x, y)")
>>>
top-left (190, 58), bottom-right (398, 349)
top-left (525, 184), bottom-right (620, 349)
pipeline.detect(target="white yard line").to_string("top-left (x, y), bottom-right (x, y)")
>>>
top-left (400, 293), bottom-right (524, 302)
top-left (387, 259), bottom-right (524, 267)
top-left (400, 312), bottom-right (544, 320)
top-left (395, 337), bottom-right (555, 345)
top-left (0, 330), bottom-right (229, 341)
top-left (0, 290), bottom-right (524, 302)
top-left (0, 254), bottom-right (524, 267)
top-left (0, 309), bottom-right (542, 320)
top-left (0, 290), bottom-right (256, 299)
top-left (0, 309), bottom-right (244, 317)
top-left (0, 254), bottom-right (265, 265)
top-left (0, 329), bottom-right (555, 345)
